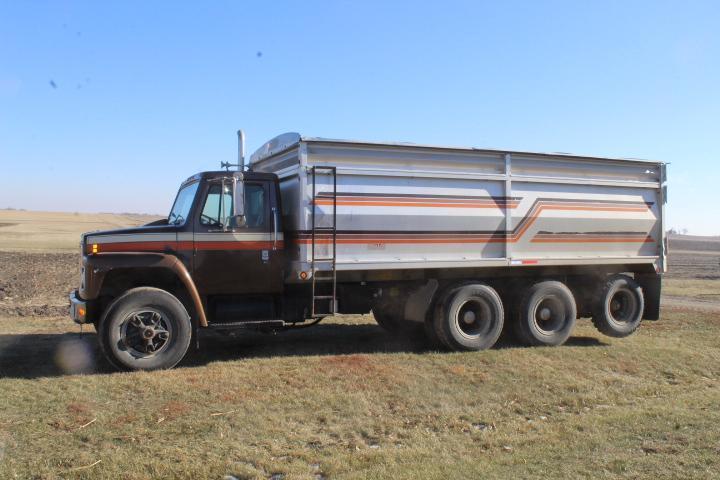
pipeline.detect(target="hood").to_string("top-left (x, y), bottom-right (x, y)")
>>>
top-left (81, 221), bottom-right (180, 247)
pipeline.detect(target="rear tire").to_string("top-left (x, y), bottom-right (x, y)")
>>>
top-left (98, 287), bottom-right (192, 371)
top-left (423, 293), bottom-right (448, 349)
top-left (592, 274), bottom-right (644, 338)
top-left (514, 281), bottom-right (576, 347)
top-left (433, 284), bottom-right (504, 351)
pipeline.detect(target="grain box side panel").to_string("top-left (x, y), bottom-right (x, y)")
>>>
top-left (296, 143), bottom-right (509, 272)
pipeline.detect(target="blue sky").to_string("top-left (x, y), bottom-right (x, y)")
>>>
top-left (1, 1), bottom-right (718, 234)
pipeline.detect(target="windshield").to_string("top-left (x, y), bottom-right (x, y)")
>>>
top-left (168, 182), bottom-right (199, 225)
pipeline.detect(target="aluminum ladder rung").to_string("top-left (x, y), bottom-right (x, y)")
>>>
top-left (310, 165), bottom-right (338, 317)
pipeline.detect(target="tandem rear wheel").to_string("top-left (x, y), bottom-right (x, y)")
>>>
top-left (512, 280), bottom-right (577, 347)
top-left (425, 275), bottom-right (646, 351)
top-left (592, 274), bottom-right (645, 338)
top-left (98, 287), bottom-right (193, 371)
top-left (432, 284), bottom-right (505, 351)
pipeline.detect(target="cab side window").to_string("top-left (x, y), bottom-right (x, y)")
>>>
top-left (200, 183), bottom-right (233, 227)
top-left (244, 184), bottom-right (266, 228)
top-left (199, 181), bottom-right (266, 229)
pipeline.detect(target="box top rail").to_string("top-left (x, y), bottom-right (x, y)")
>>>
top-left (249, 132), bottom-right (664, 166)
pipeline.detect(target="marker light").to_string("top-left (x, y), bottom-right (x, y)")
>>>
top-left (92, 244), bottom-right (98, 254)
top-left (299, 271), bottom-right (308, 280)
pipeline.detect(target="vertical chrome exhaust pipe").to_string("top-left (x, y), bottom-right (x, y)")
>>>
top-left (237, 129), bottom-right (245, 171)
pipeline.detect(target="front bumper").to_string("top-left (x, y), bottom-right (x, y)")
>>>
top-left (69, 290), bottom-right (89, 324)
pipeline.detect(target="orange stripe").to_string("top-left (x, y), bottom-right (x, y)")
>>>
top-left (294, 237), bottom-right (652, 245)
top-left (294, 238), bottom-right (504, 245)
top-left (314, 200), bottom-right (519, 208)
top-left (531, 237), bottom-right (653, 243)
top-left (90, 241), bottom-right (177, 253)
top-left (315, 198), bottom-right (517, 203)
top-left (314, 198), bottom-right (647, 211)
top-left (92, 240), bottom-right (283, 253)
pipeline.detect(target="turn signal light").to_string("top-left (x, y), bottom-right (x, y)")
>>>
top-left (78, 307), bottom-right (86, 317)
top-left (91, 244), bottom-right (98, 254)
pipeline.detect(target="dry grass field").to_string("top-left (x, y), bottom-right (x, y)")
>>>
top-left (0, 210), bottom-right (161, 252)
top-left (0, 211), bottom-right (719, 479)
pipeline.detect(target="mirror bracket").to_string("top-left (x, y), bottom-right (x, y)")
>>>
top-left (233, 175), bottom-right (245, 217)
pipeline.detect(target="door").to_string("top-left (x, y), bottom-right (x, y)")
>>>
top-left (192, 178), bottom-right (284, 298)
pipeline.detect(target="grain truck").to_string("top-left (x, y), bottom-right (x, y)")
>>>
top-left (69, 132), bottom-right (667, 370)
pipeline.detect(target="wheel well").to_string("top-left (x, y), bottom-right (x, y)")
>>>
top-left (99, 268), bottom-right (197, 324)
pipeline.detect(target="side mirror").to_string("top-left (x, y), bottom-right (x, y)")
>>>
top-left (233, 177), bottom-right (245, 217)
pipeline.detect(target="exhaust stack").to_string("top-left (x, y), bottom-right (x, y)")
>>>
top-left (237, 129), bottom-right (245, 171)
top-left (221, 129), bottom-right (247, 171)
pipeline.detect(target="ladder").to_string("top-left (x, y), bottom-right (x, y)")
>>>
top-left (310, 165), bottom-right (337, 317)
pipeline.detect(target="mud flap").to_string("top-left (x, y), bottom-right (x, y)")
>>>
top-left (636, 273), bottom-right (661, 320)
top-left (404, 279), bottom-right (439, 323)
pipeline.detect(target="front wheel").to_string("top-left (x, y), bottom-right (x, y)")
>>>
top-left (98, 287), bottom-right (192, 371)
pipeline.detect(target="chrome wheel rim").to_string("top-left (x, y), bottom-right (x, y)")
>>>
top-left (120, 309), bottom-right (173, 358)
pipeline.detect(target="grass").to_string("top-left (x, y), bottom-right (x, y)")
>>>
top-left (1, 307), bottom-right (719, 479)
top-left (664, 278), bottom-right (720, 299)
top-left (0, 212), bottom-right (718, 478)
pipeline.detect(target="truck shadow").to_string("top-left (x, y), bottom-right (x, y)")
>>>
top-left (0, 323), bottom-right (607, 379)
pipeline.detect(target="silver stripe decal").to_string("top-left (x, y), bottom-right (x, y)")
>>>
top-left (87, 233), bottom-right (177, 244)
top-left (194, 232), bottom-right (283, 242)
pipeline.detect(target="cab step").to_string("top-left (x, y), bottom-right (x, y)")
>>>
top-left (208, 319), bottom-right (285, 330)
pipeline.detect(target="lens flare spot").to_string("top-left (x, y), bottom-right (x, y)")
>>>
top-left (55, 337), bottom-right (94, 374)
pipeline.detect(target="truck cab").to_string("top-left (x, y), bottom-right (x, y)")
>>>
top-left (173, 171), bottom-right (285, 301)
top-left (69, 170), bottom-right (302, 370)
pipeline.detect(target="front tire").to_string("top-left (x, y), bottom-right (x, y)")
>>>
top-left (98, 287), bottom-right (192, 371)
top-left (514, 281), bottom-right (576, 347)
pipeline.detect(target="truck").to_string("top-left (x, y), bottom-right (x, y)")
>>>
top-left (69, 131), bottom-right (667, 371)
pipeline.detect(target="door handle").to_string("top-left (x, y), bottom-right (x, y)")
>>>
top-left (272, 207), bottom-right (278, 250)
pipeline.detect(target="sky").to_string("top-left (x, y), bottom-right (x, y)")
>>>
top-left (0, 1), bottom-right (718, 234)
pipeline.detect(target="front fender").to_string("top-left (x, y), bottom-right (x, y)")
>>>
top-left (81, 252), bottom-right (208, 327)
